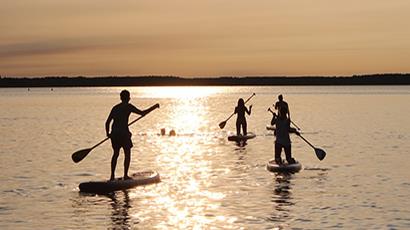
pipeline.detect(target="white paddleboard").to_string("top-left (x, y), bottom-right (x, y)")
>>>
top-left (266, 159), bottom-right (302, 173)
top-left (227, 132), bottom-right (256, 142)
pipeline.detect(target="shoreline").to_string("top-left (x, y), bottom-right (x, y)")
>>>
top-left (1, 74), bottom-right (410, 87)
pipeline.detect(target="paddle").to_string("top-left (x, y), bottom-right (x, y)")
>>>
top-left (268, 107), bottom-right (301, 130)
top-left (71, 105), bottom-right (159, 163)
top-left (267, 107), bottom-right (276, 116)
top-left (218, 93), bottom-right (256, 129)
top-left (291, 121), bottom-right (302, 131)
top-left (296, 133), bottom-right (326, 160)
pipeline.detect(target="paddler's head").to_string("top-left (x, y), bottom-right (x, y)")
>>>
top-left (120, 90), bottom-right (130, 103)
top-left (237, 98), bottom-right (245, 107)
top-left (278, 94), bottom-right (283, 101)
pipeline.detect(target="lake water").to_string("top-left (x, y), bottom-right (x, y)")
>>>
top-left (0, 86), bottom-right (409, 229)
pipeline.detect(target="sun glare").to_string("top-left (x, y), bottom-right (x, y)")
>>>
top-left (136, 86), bottom-right (221, 99)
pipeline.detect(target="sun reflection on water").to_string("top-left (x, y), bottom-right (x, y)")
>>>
top-left (128, 90), bottom-right (234, 229)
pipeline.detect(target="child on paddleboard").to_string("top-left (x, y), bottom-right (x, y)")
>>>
top-left (234, 98), bottom-right (252, 136)
top-left (273, 106), bottom-right (299, 165)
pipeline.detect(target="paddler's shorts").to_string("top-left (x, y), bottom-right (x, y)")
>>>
top-left (110, 132), bottom-right (133, 150)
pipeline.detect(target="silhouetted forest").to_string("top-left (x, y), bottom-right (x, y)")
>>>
top-left (1, 74), bottom-right (410, 87)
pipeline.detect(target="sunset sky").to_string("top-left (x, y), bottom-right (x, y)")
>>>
top-left (1, 0), bottom-right (410, 77)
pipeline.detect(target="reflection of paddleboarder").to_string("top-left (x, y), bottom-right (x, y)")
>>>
top-left (273, 107), bottom-right (300, 165)
top-left (105, 90), bottom-right (159, 181)
top-left (234, 98), bottom-right (252, 136)
top-left (108, 191), bottom-right (131, 229)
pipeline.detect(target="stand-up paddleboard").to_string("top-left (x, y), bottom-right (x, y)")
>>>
top-left (79, 170), bottom-right (160, 194)
top-left (266, 126), bottom-right (300, 134)
top-left (228, 132), bottom-right (256, 142)
top-left (266, 159), bottom-right (302, 173)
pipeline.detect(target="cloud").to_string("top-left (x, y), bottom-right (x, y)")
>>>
top-left (0, 33), bottom-right (203, 60)
top-left (0, 40), bottom-right (97, 59)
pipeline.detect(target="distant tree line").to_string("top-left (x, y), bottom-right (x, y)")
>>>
top-left (0, 74), bottom-right (410, 87)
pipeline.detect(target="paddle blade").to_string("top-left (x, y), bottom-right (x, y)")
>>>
top-left (71, 148), bottom-right (92, 163)
top-left (315, 148), bottom-right (326, 161)
top-left (219, 121), bottom-right (227, 129)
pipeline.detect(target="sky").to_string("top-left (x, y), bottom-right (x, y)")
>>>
top-left (1, 0), bottom-right (410, 77)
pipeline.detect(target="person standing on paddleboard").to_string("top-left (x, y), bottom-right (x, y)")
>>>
top-left (234, 98), bottom-right (252, 136)
top-left (273, 106), bottom-right (299, 165)
top-left (105, 90), bottom-right (159, 181)
top-left (274, 94), bottom-right (290, 120)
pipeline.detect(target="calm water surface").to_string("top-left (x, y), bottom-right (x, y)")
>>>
top-left (0, 86), bottom-right (409, 229)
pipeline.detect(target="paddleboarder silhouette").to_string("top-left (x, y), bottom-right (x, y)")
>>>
top-left (105, 90), bottom-right (159, 180)
top-left (274, 94), bottom-right (290, 120)
top-left (234, 98), bottom-right (252, 136)
top-left (273, 106), bottom-right (299, 165)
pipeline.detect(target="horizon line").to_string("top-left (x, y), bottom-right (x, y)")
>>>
top-left (2, 72), bottom-right (410, 79)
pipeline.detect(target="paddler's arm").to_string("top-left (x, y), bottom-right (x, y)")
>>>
top-left (288, 107), bottom-right (291, 120)
top-left (246, 105), bottom-right (252, 115)
top-left (130, 104), bottom-right (144, 115)
top-left (289, 127), bottom-right (300, 135)
top-left (268, 108), bottom-right (277, 117)
top-left (288, 119), bottom-right (298, 135)
top-left (137, 103), bottom-right (160, 116)
top-left (105, 111), bottom-right (113, 137)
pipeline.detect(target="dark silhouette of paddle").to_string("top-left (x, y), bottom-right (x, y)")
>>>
top-left (218, 93), bottom-right (255, 129)
top-left (290, 121), bottom-right (301, 131)
top-left (296, 133), bottom-right (326, 160)
top-left (268, 107), bottom-right (301, 130)
top-left (71, 105), bottom-right (159, 163)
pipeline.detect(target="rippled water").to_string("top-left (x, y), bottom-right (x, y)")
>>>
top-left (0, 86), bottom-right (409, 229)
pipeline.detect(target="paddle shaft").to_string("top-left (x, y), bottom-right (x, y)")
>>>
top-left (88, 107), bottom-right (157, 151)
top-left (268, 107), bottom-right (301, 130)
top-left (223, 93), bottom-right (255, 122)
top-left (297, 134), bottom-right (315, 149)
top-left (291, 121), bottom-right (301, 130)
top-left (90, 137), bottom-right (110, 151)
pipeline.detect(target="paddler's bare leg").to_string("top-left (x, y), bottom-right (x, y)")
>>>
top-left (123, 148), bottom-right (131, 180)
top-left (110, 149), bottom-right (120, 180)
